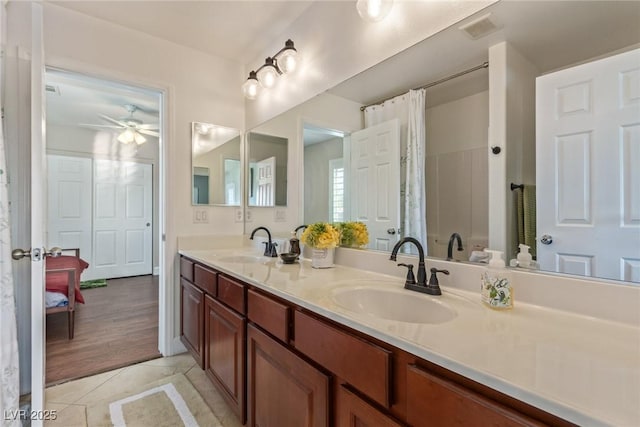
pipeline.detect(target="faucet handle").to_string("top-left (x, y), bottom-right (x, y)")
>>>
top-left (397, 263), bottom-right (416, 286)
top-left (269, 242), bottom-right (278, 257)
top-left (262, 242), bottom-right (271, 257)
top-left (427, 268), bottom-right (449, 295)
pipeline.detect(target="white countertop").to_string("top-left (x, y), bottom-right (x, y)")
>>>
top-left (179, 248), bottom-right (640, 427)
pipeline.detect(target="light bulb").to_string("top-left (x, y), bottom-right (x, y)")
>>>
top-left (242, 71), bottom-right (260, 100)
top-left (356, 0), bottom-right (393, 22)
top-left (275, 40), bottom-right (298, 74)
top-left (134, 132), bottom-right (146, 145)
top-left (117, 129), bottom-right (135, 144)
top-left (257, 58), bottom-right (279, 89)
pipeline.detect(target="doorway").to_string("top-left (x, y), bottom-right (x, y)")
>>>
top-left (44, 68), bottom-right (163, 383)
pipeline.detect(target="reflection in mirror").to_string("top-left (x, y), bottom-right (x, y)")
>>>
top-left (247, 132), bottom-right (288, 207)
top-left (252, 1), bottom-right (640, 283)
top-left (303, 124), bottom-right (346, 224)
top-left (191, 122), bottom-right (241, 206)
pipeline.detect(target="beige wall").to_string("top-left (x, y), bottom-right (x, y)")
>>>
top-left (304, 137), bottom-right (343, 224)
top-left (39, 2), bottom-right (245, 355)
top-left (425, 91), bottom-right (489, 259)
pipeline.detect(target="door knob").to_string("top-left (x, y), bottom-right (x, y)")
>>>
top-left (12, 248), bottom-right (33, 260)
top-left (540, 234), bottom-right (553, 245)
top-left (12, 246), bottom-right (62, 261)
top-left (387, 228), bottom-right (397, 235)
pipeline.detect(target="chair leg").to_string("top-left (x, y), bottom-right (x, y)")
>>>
top-left (68, 310), bottom-right (75, 340)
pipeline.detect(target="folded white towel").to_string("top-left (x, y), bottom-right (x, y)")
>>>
top-left (469, 250), bottom-right (490, 263)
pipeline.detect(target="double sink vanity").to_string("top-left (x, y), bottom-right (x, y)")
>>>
top-left (178, 241), bottom-right (639, 427)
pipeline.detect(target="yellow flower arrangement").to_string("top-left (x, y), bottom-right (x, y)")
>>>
top-left (300, 222), bottom-right (341, 249)
top-left (335, 221), bottom-right (369, 248)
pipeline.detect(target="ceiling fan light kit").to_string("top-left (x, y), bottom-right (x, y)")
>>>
top-left (81, 103), bottom-right (159, 145)
top-left (243, 39), bottom-right (298, 99)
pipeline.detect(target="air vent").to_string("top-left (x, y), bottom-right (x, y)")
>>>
top-left (459, 13), bottom-right (500, 40)
top-left (45, 84), bottom-right (61, 95)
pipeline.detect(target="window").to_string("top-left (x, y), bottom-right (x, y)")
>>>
top-left (329, 158), bottom-right (344, 223)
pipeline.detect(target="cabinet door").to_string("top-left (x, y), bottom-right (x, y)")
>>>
top-left (204, 295), bottom-right (246, 423)
top-left (247, 324), bottom-right (329, 427)
top-left (180, 278), bottom-right (203, 367)
top-left (406, 364), bottom-right (541, 427)
top-left (336, 385), bottom-right (405, 427)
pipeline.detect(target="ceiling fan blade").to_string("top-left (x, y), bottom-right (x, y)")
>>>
top-left (138, 123), bottom-right (159, 130)
top-left (98, 114), bottom-right (129, 128)
top-left (138, 129), bottom-right (160, 137)
top-left (78, 124), bottom-right (124, 129)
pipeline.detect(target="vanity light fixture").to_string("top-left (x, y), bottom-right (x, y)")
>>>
top-left (243, 39), bottom-right (299, 99)
top-left (356, 0), bottom-right (393, 22)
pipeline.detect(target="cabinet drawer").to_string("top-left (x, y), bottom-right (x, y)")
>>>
top-left (294, 310), bottom-right (392, 408)
top-left (406, 364), bottom-right (541, 427)
top-left (194, 264), bottom-right (217, 295)
top-left (218, 275), bottom-right (246, 314)
top-left (248, 289), bottom-right (290, 342)
top-left (180, 257), bottom-right (194, 282)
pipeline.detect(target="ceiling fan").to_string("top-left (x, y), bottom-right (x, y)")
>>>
top-left (80, 104), bottom-right (159, 145)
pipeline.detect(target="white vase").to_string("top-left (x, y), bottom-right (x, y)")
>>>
top-left (311, 248), bottom-right (335, 269)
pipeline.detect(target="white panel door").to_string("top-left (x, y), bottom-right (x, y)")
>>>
top-left (93, 159), bottom-right (152, 279)
top-left (536, 48), bottom-right (640, 282)
top-left (350, 119), bottom-right (400, 251)
top-left (256, 156), bottom-right (276, 206)
top-left (47, 155), bottom-right (92, 265)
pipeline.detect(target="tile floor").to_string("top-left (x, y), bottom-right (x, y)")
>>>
top-left (44, 353), bottom-right (242, 427)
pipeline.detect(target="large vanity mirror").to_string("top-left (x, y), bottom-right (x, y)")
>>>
top-left (248, 1), bottom-right (640, 284)
top-left (191, 122), bottom-right (241, 206)
top-left (246, 131), bottom-right (288, 207)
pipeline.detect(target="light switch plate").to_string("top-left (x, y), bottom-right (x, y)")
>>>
top-left (234, 209), bottom-right (243, 223)
top-left (194, 209), bottom-right (209, 224)
top-left (274, 209), bottom-right (286, 222)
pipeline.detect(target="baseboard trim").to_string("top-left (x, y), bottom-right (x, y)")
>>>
top-left (153, 266), bottom-right (160, 276)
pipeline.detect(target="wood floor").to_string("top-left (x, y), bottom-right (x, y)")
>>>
top-left (46, 275), bottom-right (161, 385)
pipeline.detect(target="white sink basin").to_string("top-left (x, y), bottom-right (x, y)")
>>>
top-left (331, 286), bottom-right (457, 324)
top-left (217, 255), bottom-right (271, 264)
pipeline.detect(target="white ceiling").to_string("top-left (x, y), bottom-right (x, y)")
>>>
top-left (45, 1), bottom-right (640, 131)
top-left (48, 0), bottom-right (314, 64)
top-left (329, 1), bottom-right (640, 108)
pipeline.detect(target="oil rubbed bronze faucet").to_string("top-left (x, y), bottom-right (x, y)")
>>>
top-left (390, 237), bottom-right (447, 295)
top-left (250, 226), bottom-right (278, 257)
top-left (447, 232), bottom-right (463, 260)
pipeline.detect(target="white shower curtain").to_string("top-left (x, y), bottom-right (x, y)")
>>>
top-left (0, 2), bottom-right (21, 423)
top-left (363, 88), bottom-right (427, 251)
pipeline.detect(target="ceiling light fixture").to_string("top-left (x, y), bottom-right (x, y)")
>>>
top-left (356, 0), bottom-right (393, 22)
top-left (117, 128), bottom-right (147, 145)
top-left (243, 39), bottom-right (299, 99)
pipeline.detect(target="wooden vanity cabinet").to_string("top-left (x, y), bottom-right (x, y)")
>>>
top-left (336, 385), bottom-right (406, 427)
top-left (406, 364), bottom-right (544, 427)
top-left (247, 324), bottom-right (329, 427)
top-left (180, 278), bottom-right (204, 367)
top-left (179, 256), bottom-right (573, 427)
top-left (204, 294), bottom-right (246, 423)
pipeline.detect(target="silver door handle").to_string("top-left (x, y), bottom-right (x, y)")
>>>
top-left (387, 228), bottom-right (397, 235)
top-left (12, 246), bottom-right (62, 261)
top-left (12, 248), bottom-right (33, 260)
top-left (540, 234), bottom-right (553, 245)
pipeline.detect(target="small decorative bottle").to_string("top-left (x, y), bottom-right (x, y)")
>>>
top-left (289, 231), bottom-right (301, 256)
top-left (481, 249), bottom-right (513, 310)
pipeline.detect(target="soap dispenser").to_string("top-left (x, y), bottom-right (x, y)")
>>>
top-left (481, 249), bottom-right (513, 310)
top-left (289, 231), bottom-right (301, 256)
top-left (516, 244), bottom-right (532, 268)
